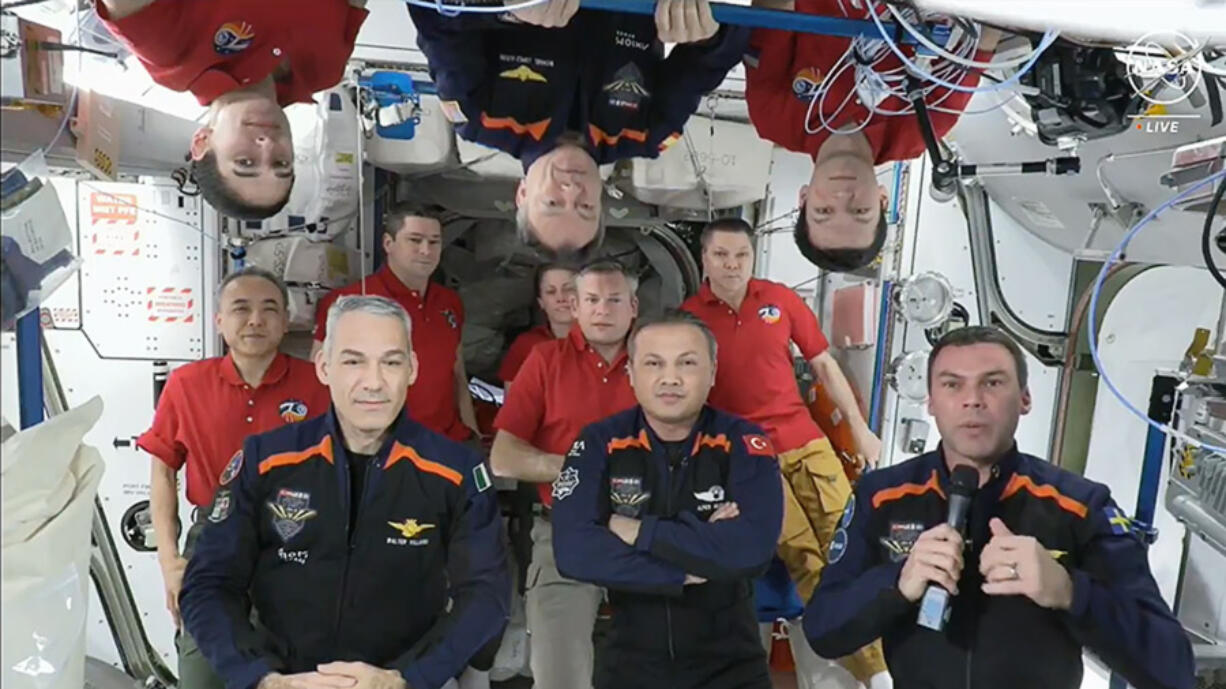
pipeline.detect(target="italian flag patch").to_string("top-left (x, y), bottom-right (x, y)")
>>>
top-left (473, 463), bottom-right (493, 493)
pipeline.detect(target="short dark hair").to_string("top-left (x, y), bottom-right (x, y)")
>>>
top-left (534, 262), bottom-right (578, 297)
top-left (575, 257), bottom-right (639, 293)
top-left (627, 308), bottom-right (717, 363)
top-left (699, 217), bottom-right (754, 248)
top-left (192, 151), bottom-right (291, 220)
top-left (793, 203), bottom-right (888, 273)
top-left (384, 201), bottom-right (445, 239)
top-left (927, 326), bottom-right (1029, 390)
top-left (217, 265), bottom-right (289, 309)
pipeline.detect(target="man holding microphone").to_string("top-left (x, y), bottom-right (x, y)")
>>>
top-left (804, 326), bottom-right (1194, 689)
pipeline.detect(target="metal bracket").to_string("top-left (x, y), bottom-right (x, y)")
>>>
top-left (1130, 518), bottom-right (1160, 546)
top-left (1085, 202), bottom-right (1147, 251)
top-left (959, 181), bottom-right (1069, 366)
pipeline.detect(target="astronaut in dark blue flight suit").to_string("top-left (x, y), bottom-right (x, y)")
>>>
top-left (804, 326), bottom-right (1195, 689)
top-left (179, 295), bottom-right (511, 689)
top-left (550, 309), bottom-right (784, 689)
top-left (408, 0), bottom-right (749, 257)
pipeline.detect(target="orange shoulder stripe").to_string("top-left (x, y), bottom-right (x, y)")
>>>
top-left (258, 436), bottom-right (334, 475)
top-left (385, 442), bottom-right (463, 486)
top-left (589, 124), bottom-right (649, 146)
top-left (872, 469), bottom-right (946, 509)
top-left (481, 113), bottom-right (551, 141)
top-left (607, 430), bottom-right (651, 453)
top-left (999, 474), bottom-right (1088, 518)
top-left (693, 433), bottom-right (731, 454)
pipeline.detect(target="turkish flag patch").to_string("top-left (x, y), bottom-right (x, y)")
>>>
top-left (743, 434), bottom-right (775, 457)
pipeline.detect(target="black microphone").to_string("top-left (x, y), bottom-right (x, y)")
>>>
top-left (917, 465), bottom-right (980, 631)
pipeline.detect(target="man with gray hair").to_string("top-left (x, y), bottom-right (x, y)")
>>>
top-left (408, 0), bottom-right (751, 258)
top-left (181, 295), bottom-right (511, 689)
top-left (138, 266), bottom-right (328, 689)
top-left (313, 203), bottom-right (480, 443)
top-left (511, 133), bottom-right (606, 261)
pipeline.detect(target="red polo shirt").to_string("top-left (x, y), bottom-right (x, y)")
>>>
top-left (683, 278), bottom-right (830, 453)
top-left (97, 0), bottom-right (369, 106)
top-left (137, 353), bottom-right (329, 507)
top-left (494, 324), bottom-right (636, 505)
top-left (497, 325), bottom-right (557, 384)
top-left (314, 266), bottom-right (469, 442)
top-left (744, 0), bottom-right (986, 162)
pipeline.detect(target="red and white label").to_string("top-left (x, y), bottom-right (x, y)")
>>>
top-left (90, 192), bottom-right (138, 225)
top-left (40, 307), bottom-right (80, 329)
top-left (146, 287), bottom-right (195, 323)
top-left (90, 227), bottom-right (141, 256)
top-left (743, 434), bottom-right (775, 457)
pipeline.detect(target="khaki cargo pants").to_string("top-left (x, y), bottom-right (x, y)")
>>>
top-left (775, 437), bottom-right (887, 683)
top-left (525, 517), bottom-right (604, 689)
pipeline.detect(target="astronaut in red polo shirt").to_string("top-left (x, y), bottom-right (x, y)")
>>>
top-left (95, 0), bottom-right (369, 220)
top-left (682, 218), bottom-right (888, 685)
top-left (498, 263), bottom-right (577, 389)
top-left (312, 203), bottom-right (480, 443)
top-left (489, 259), bottom-right (639, 689)
top-left (744, 0), bottom-right (1000, 273)
top-left (137, 267), bottom-right (329, 689)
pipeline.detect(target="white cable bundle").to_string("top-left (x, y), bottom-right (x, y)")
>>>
top-left (801, 0), bottom-right (1057, 138)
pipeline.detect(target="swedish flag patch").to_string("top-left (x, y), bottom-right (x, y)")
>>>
top-left (1103, 505), bottom-right (1134, 536)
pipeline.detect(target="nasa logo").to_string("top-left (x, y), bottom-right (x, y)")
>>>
top-left (279, 400), bottom-right (308, 424)
top-left (213, 22), bottom-right (255, 56)
top-left (1124, 31), bottom-right (1203, 107)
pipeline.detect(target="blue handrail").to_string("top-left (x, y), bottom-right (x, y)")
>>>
top-left (578, 0), bottom-right (916, 40)
top-left (16, 310), bottom-right (43, 429)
